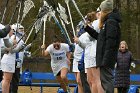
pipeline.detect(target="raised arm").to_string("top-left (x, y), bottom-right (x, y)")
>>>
top-left (84, 25), bottom-right (99, 39)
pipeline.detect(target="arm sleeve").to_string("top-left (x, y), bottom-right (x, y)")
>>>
top-left (1, 46), bottom-right (7, 53)
top-left (46, 44), bottom-right (52, 53)
top-left (1, 38), bottom-right (12, 53)
top-left (10, 44), bottom-right (24, 53)
top-left (24, 43), bottom-right (32, 51)
top-left (130, 52), bottom-right (134, 62)
top-left (65, 44), bottom-right (70, 52)
top-left (3, 39), bottom-right (13, 48)
top-left (9, 36), bottom-right (25, 53)
top-left (63, 44), bottom-right (71, 60)
top-left (3, 35), bottom-right (13, 47)
top-left (78, 36), bottom-right (86, 49)
top-left (84, 25), bottom-right (99, 39)
top-left (1, 44), bottom-right (23, 54)
top-left (129, 51), bottom-right (134, 67)
top-left (78, 40), bottom-right (85, 49)
top-left (0, 25), bottom-right (11, 38)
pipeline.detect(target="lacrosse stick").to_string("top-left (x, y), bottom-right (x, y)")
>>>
top-left (16, 0), bottom-right (22, 25)
top-left (20, 0), bottom-right (35, 24)
top-left (42, 0), bottom-right (49, 47)
top-left (25, 25), bottom-right (34, 44)
top-left (59, 17), bottom-right (72, 44)
top-left (57, 3), bottom-right (72, 44)
top-left (43, 16), bottom-right (47, 48)
top-left (51, 11), bottom-right (71, 44)
top-left (71, 0), bottom-right (86, 23)
top-left (23, 0), bottom-right (49, 44)
top-left (65, 0), bottom-right (76, 37)
top-left (9, 0), bottom-right (19, 24)
top-left (25, 17), bottom-right (43, 44)
top-left (57, 3), bottom-right (69, 24)
top-left (14, 0), bottom-right (22, 40)
top-left (19, 0), bottom-right (35, 43)
top-left (42, 13), bottom-right (48, 55)
top-left (1, 0), bottom-right (9, 23)
top-left (43, 1), bottom-right (71, 44)
top-left (16, 0), bottom-right (49, 45)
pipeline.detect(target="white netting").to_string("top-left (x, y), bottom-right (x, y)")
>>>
top-left (34, 18), bottom-right (43, 33)
top-left (21, 0), bottom-right (35, 23)
top-left (57, 3), bottom-right (69, 24)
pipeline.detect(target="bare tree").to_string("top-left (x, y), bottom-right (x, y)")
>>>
top-left (126, 0), bottom-right (132, 49)
top-left (137, 0), bottom-right (140, 58)
top-left (114, 0), bottom-right (121, 10)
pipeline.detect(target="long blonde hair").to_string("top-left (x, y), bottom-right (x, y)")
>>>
top-left (99, 10), bottom-right (112, 29)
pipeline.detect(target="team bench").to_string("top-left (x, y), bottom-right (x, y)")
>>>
top-left (127, 74), bottom-right (140, 93)
top-left (19, 73), bottom-right (140, 93)
top-left (19, 72), bottom-right (77, 93)
top-left (130, 74), bottom-right (140, 87)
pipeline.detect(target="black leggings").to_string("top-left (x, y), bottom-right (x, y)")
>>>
top-left (117, 87), bottom-right (128, 93)
top-left (0, 70), bottom-right (3, 82)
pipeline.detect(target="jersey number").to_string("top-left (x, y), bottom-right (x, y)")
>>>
top-left (57, 57), bottom-right (62, 60)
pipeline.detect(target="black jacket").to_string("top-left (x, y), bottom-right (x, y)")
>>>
top-left (114, 50), bottom-right (133, 87)
top-left (0, 25), bottom-right (11, 38)
top-left (85, 9), bottom-right (121, 69)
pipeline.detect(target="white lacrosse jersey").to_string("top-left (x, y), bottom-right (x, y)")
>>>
top-left (73, 44), bottom-right (83, 62)
top-left (46, 43), bottom-right (70, 76)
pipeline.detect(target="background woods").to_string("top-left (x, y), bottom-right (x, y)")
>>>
top-left (0, 0), bottom-right (139, 59)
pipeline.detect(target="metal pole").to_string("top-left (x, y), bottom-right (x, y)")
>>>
top-left (59, 17), bottom-right (72, 44)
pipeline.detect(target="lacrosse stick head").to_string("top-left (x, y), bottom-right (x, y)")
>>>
top-left (65, 0), bottom-right (69, 4)
top-left (37, 1), bottom-right (50, 18)
top-left (34, 18), bottom-right (43, 32)
top-left (57, 3), bottom-right (69, 24)
top-left (43, 0), bottom-right (49, 6)
top-left (37, 6), bottom-right (49, 18)
top-left (20, 0), bottom-right (35, 24)
top-left (58, 3), bottom-right (66, 12)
